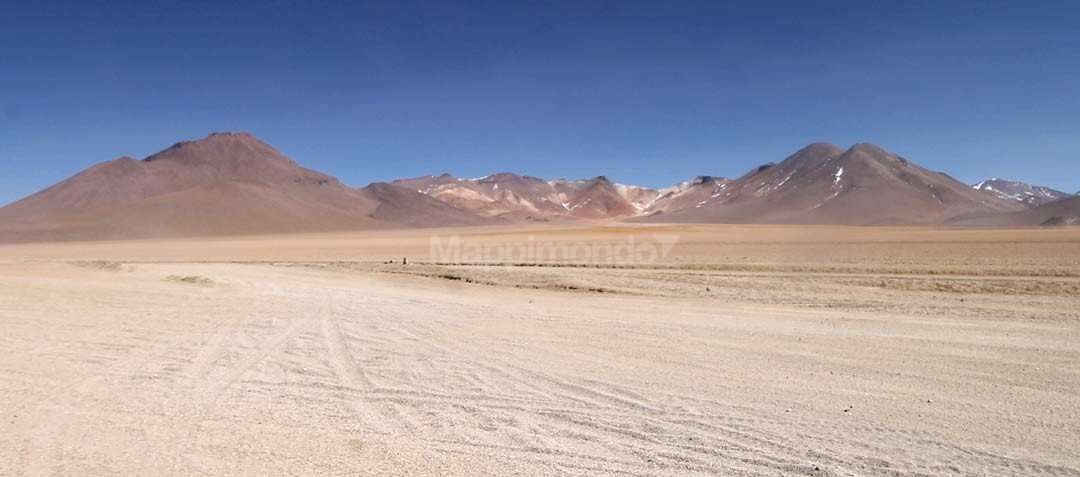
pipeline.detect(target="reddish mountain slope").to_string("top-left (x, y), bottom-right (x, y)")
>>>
top-left (0, 133), bottom-right (492, 242)
top-left (362, 182), bottom-right (496, 228)
top-left (394, 173), bottom-right (567, 217)
top-left (644, 176), bottom-right (733, 215)
top-left (392, 173), bottom-right (655, 220)
top-left (559, 177), bottom-right (642, 219)
top-left (1, 135), bottom-right (1051, 240)
top-left (641, 143), bottom-right (1023, 225)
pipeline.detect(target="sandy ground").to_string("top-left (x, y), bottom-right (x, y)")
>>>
top-left (1, 224), bottom-right (1079, 476)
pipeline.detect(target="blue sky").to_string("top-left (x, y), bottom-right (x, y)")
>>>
top-left (2, 0), bottom-right (1078, 205)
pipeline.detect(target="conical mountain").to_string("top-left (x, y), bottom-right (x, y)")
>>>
top-left (0, 133), bottom-right (493, 242)
top-left (641, 142), bottom-right (1023, 225)
top-left (560, 177), bottom-right (640, 219)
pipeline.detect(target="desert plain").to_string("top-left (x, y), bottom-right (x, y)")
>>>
top-left (1, 223), bottom-right (1079, 476)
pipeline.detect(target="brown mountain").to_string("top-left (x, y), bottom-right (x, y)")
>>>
top-left (0, 132), bottom-right (493, 242)
top-left (557, 177), bottom-right (642, 219)
top-left (642, 176), bottom-right (733, 215)
top-left (391, 173), bottom-right (656, 220)
top-left (393, 173), bottom-right (567, 219)
top-left (971, 179), bottom-right (1074, 207)
top-left (639, 142), bottom-right (1023, 225)
top-left (1, 136), bottom-right (1052, 241)
top-left (951, 196), bottom-right (1080, 227)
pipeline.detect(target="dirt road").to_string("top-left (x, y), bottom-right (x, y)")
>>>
top-left (1, 259), bottom-right (1078, 476)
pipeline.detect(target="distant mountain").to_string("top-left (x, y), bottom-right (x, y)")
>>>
top-left (391, 173), bottom-right (657, 220)
top-left (398, 142), bottom-right (1024, 226)
top-left (636, 143), bottom-right (1023, 225)
top-left (971, 179), bottom-right (1072, 206)
top-left (640, 176), bottom-right (733, 215)
top-left (1041, 215), bottom-right (1080, 227)
top-left (0, 132), bottom-right (495, 242)
top-left (549, 177), bottom-right (653, 219)
top-left (0, 134), bottom-right (1057, 242)
top-left (951, 196), bottom-right (1080, 227)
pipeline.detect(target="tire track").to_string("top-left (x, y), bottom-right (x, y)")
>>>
top-left (320, 290), bottom-right (398, 436)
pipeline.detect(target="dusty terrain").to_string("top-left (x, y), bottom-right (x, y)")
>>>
top-left (1, 224), bottom-right (1079, 476)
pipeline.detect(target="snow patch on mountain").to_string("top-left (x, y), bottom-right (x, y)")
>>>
top-left (972, 179), bottom-right (1072, 206)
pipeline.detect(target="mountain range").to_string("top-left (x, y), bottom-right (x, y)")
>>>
top-left (0, 132), bottom-right (1076, 242)
top-left (971, 179), bottom-right (1072, 206)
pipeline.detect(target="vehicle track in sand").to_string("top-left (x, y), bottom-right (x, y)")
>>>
top-left (1, 261), bottom-right (1079, 476)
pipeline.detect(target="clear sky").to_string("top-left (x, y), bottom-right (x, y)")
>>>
top-left (2, 0), bottom-right (1078, 205)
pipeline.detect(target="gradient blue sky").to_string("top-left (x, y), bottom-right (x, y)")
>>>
top-left (2, 0), bottom-right (1078, 205)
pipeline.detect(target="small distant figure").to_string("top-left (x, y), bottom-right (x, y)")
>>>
top-left (402, 257), bottom-right (408, 265)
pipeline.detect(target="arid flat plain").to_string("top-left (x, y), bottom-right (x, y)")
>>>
top-left (2, 224), bottom-right (1079, 476)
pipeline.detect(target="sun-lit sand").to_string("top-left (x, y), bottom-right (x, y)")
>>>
top-left (1, 224), bottom-right (1079, 475)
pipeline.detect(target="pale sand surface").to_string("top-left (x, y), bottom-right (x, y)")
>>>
top-left (1, 224), bottom-right (1079, 476)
